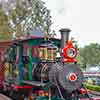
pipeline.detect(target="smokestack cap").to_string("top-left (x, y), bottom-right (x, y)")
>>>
top-left (59, 28), bottom-right (71, 33)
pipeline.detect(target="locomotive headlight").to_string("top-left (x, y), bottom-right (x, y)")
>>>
top-left (67, 48), bottom-right (76, 58)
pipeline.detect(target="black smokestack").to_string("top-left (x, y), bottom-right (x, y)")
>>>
top-left (59, 28), bottom-right (71, 48)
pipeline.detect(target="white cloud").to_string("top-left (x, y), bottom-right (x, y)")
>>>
top-left (1, 0), bottom-right (100, 47)
top-left (43, 0), bottom-right (100, 47)
top-left (43, 0), bottom-right (80, 38)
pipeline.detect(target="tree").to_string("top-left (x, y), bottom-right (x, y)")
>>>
top-left (24, 0), bottom-right (52, 35)
top-left (0, 5), bottom-right (12, 40)
top-left (71, 37), bottom-right (78, 48)
top-left (7, 0), bottom-right (32, 38)
top-left (0, 0), bottom-right (52, 39)
top-left (0, 0), bottom-right (32, 39)
top-left (80, 43), bottom-right (100, 65)
top-left (49, 30), bottom-right (56, 38)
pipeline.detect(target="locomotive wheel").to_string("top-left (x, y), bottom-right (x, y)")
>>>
top-left (11, 92), bottom-right (25, 100)
top-left (9, 89), bottom-right (14, 98)
top-left (0, 86), bottom-right (3, 93)
top-left (3, 86), bottom-right (9, 96)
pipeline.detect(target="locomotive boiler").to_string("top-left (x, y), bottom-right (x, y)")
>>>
top-left (0, 28), bottom-right (91, 100)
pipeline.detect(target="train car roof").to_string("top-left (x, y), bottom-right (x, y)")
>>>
top-left (0, 36), bottom-right (60, 44)
top-left (18, 36), bottom-right (60, 42)
top-left (19, 36), bottom-right (61, 47)
top-left (0, 40), bottom-right (13, 47)
top-left (0, 39), bottom-right (21, 48)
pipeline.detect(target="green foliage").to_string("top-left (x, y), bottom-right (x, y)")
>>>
top-left (0, 6), bottom-right (12, 40)
top-left (80, 43), bottom-right (100, 65)
top-left (28, 0), bottom-right (52, 33)
top-left (71, 37), bottom-right (78, 48)
top-left (85, 84), bottom-right (100, 92)
top-left (0, 0), bottom-right (52, 40)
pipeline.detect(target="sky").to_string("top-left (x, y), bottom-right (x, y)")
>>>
top-left (43, 0), bottom-right (100, 47)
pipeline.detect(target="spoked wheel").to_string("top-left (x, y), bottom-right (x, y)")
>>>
top-left (0, 86), bottom-right (4, 93)
top-left (3, 86), bottom-right (9, 96)
top-left (9, 90), bottom-right (13, 97)
top-left (10, 92), bottom-right (24, 100)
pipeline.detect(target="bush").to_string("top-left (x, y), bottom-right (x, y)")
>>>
top-left (85, 84), bottom-right (100, 92)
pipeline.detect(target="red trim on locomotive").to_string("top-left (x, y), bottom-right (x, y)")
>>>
top-left (63, 40), bottom-right (77, 63)
top-left (11, 84), bottom-right (33, 89)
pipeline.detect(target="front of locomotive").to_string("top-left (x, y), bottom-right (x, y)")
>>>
top-left (48, 29), bottom-right (91, 100)
top-left (32, 28), bottom-right (91, 100)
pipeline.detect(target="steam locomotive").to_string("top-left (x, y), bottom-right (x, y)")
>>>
top-left (0, 28), bottom-right (91, 100)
